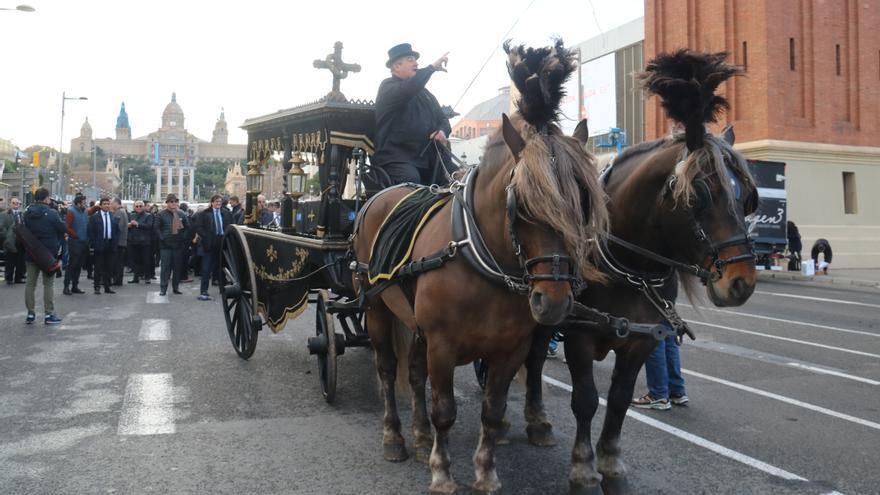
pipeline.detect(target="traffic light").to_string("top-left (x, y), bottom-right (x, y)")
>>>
top-left (32, 151), bottom-right (40, 167)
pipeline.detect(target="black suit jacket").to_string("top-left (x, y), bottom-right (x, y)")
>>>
top-left (88, 210), bottom-right (119, 252)
top-left (195, 207), bottom-right (233, 252)
top-left (374, 66), bottom-right (451, 169)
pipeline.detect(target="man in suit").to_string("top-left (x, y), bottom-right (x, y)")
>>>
top-left (87, 197), bottom-right (119, 294)
top-left (194, 194), bottom-right (233, 301)
top-left (127, 200), bottom-right (154, 284)
top-left (110, 197), bottom-right (129, 286)
top-left (228, 195), bottom-right (245, 225)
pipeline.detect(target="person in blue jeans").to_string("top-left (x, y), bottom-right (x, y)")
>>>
top-left (632, 322), bottom-right (688, 410)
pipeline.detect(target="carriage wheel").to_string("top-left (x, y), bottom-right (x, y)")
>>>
top-left (220, 229), bottom-right (261, 359)
top-left (314, 290), bottom-right (338, 403)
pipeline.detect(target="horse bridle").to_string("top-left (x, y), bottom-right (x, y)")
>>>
top-left (665, 160), bottom-right (756, 284)
top-left (505, 169), bottom-right (583, 293)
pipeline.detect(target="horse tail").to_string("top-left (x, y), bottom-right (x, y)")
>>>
top-left (392, 318), bottom-right (414, 399)
top-left (639, 50), bottom-right (742, 151)
top-left (504, 39), bottom-right (577, 129)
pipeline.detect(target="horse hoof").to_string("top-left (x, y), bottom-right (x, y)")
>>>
top-left (600, 476), bottom-right (630, 495)
top-left (526, 423), bottom-right (558, 447)
top-left (383, 443), bottom-right (409, 462)
top-left (569, 481), bottom-right (602, 495)
top-left (471, 482), bottom-right (501, 495)
top-left (428, 479), bottom-right (458, 494)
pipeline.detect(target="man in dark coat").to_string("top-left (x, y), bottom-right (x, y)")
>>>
top-left (153, 193), bottom-right (191, 296)
top-left (374, 43), bottom-right (452, 186)
top-left (87, 197), bottom-right (119, 294)
top-left (194, 194), bottom-right (233, 300)
top-left (228, 195), bottom-right (245, 225)
top-left (1, 196), bottom-right (27, 284)
top-left (22, 188), bottom-right (67, 324)
top-left (127, 200), bottom-right (155, 284)
top-left (63, 195), bottom-right (90, 294)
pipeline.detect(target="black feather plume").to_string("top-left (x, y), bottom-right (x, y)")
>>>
top-left (639, 50), bottom-right (742, 150)
top-left (504, 39), bottom-right (577, 128)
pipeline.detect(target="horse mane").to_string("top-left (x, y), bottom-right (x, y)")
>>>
top-left (479, 40), bottom-right (608, 282)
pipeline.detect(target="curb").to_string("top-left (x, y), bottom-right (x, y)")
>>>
top-left (757, 270), bottom-right (880, 289)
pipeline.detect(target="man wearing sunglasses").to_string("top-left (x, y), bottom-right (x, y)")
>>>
top-left (153, 194), bottom-right (190, 296)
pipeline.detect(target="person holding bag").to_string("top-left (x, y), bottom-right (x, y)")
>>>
top-left (21, 188), bottom-right (67, 325)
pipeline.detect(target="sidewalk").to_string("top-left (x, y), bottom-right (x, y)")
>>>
top-left (757, 267), bottom-right (880, 289)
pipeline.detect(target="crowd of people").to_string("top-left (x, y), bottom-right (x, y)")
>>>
top-left (0, 189), bottom-right (250, 325)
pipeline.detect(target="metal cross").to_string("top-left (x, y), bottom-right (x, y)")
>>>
top-left (313, 41), bottom-right (361, 101)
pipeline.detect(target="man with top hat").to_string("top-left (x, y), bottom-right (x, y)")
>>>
top-left (374, 43), bottom-right (452, 186)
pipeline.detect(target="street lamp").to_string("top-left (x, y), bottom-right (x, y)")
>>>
top-left (0, 5), bottom-right (35, 12)
top-left (60, 91), bottom-right (88, 200)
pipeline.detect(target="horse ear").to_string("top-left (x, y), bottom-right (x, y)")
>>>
top-left (721, 124), bottom-right (736, 146)
top-left (572, 119), bottom-right (589, 146)
top-left (501, 113), bottom-right (526, 161)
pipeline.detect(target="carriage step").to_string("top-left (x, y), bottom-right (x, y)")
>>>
top-left (326, 299), bottom-right (361, 312)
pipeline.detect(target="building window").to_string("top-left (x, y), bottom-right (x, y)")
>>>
top-left (789, 38), bottom-right (796, 70)
top-left (742, 41), bottom-right (748, 71)
top-left (842, 172), bottom-right (857, 214)
top-left (836, 44), bottom-right (841, 76)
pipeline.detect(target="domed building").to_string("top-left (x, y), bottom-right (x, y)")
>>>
top-left (69, 93), bottom-right (245, 202)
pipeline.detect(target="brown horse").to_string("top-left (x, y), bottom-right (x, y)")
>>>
top-left (351, 41), bottom-right (608, 494)
top-left (520, 50), bottom-right (760, 495)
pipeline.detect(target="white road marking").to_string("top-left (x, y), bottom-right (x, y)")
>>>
top-left (686, 320), bottom-right (880, 359)
top-left (679, 303), bottom-right (880, 338)
top-left (754, 290), bottom-right (880, 309)
top-left (139, 319), bottom-right (170, 341)
top-left (146, 292), bottom-right (169, 304)
top-left (786, 362), bottom-right (880, 386)
top-left (117, 373), bottom-right (175, 435)
top-left (541, 375), bottom-right (812, 483)
top-left (682, 369), bottom-right (880, 431)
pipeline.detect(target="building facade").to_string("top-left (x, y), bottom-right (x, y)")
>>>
top-left (646, 0), bottom-right (880, 268)
top-left (69, 93), bottom-right (246, 202)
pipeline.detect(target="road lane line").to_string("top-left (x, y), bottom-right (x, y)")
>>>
top-left (146, 292), bottom-right (169, 304)
top-left (679, 303), bottom-right (880, 338)
top-left (753, 290), bottom-right (880, 309)
top-left (681, 369), bottom-right (880, 431)
top-left (541, 375), bottom-right (811, 482)
top-left (686, 320), bottom-right (880, 359)
top-left (786, 362), bottom-right (880, 386)
top-left (118, 373), bottom-right (175, 435)
top-left (139, 319), bottom-right (170, 341)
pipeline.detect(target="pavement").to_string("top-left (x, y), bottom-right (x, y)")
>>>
top-left (757, 267), bottom-right (880, 289)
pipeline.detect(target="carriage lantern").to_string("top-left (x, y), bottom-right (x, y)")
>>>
top-left (288, 152), bottom-right (307, 200)
top-left (246, 158), bottom-right (263, 193)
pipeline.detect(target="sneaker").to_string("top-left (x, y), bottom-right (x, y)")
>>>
top-left (197, 294), bottom-right (212, 301)
top-left (670, 394), bottom-right (689, 406)
top-left (631, 394), bottom-right (671, 410)
top-left (44, 314), bottom-right (63, 325)
top-left (25, 312), bottom-right (36, 324)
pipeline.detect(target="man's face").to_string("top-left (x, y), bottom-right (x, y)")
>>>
top-left (10, 198), bottom-right (21, 210)
top-left (166, 199), bottom-right (179, 211)
top-left (99, 200), bottom-right (111, 212)
top-left (392, 55), bottom-right (418, 80)
top-left (111, 201), bottom-right (121, 211)
top-left (211, 198), bottom-right (222, 209)
top-left (134, 202), bottom-right (145, 212)
top-left (229, 198), bottom-right (239, 207)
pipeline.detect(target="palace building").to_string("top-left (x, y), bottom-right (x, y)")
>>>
top-left (69, 93), bottom-right (246, 202)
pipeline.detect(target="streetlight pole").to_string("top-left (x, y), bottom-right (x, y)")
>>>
top-left (60, 91), bottom-right (88, 199)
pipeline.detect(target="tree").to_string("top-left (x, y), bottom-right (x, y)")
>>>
top-left (193, 160), bottom-right (240, 200)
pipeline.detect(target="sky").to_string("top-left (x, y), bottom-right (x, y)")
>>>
top-left (0, 0), bottom-right (644, 152)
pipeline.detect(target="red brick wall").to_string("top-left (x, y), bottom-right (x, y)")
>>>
top-left (645, 0), bottom-right (878, 146)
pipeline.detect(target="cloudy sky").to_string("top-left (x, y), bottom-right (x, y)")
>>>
top-left (0, 0), bottom-right (643, 151)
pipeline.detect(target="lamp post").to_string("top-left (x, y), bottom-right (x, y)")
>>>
top-left (59, 92), bottom-right (88, 201)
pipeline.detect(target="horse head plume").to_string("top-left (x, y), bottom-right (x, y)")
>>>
top-left (639, 50), bottom-right (741, 151)
top-left (504, 39), bottom-right (577, 129)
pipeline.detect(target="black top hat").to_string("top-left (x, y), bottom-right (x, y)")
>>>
top-left (386, 43), bottom-right (420, 68)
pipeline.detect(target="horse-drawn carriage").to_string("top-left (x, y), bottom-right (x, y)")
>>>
top-left (219, 42), bottom-right (760, 494)
top-left (218, 44), bottom-right (380, 403)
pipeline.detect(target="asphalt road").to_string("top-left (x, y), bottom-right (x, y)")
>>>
top-left (0, 275), bottom-right (877, 494)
